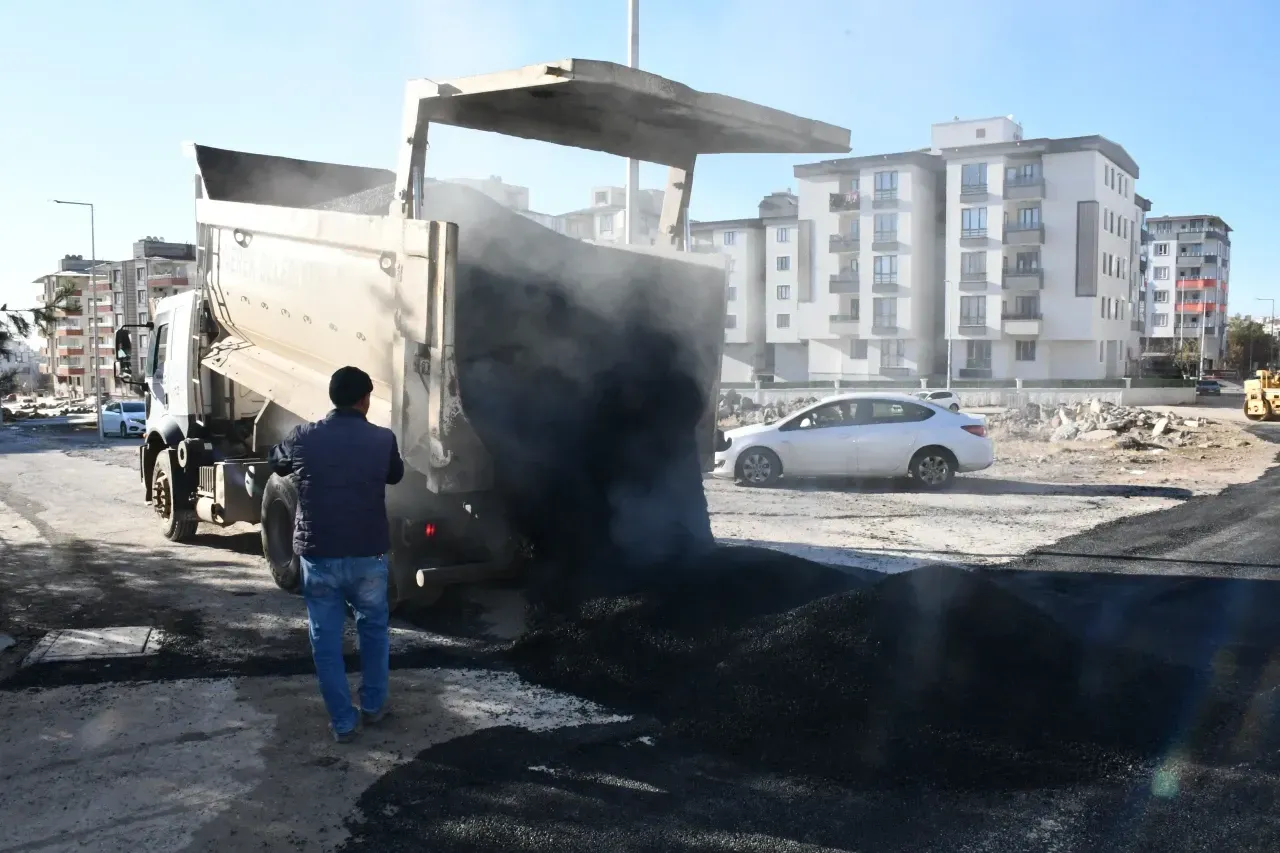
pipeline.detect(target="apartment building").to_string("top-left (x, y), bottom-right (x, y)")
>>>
top-left (96, 238), bottom-right (197, 388)
top-left (936, 118), bottom-right (1143, 380)
top-left (1, 340), bottom-right (43, 392)
top-left (1142, 214), bottom-right (1232, 370)
top-left (690, 212), bottom-right (767, 383)
top-left (791, 157), bottom-right (943, 381)
top-left (557, 186), bottom-right (665, 244)
top-left (34, 256), bottom-right (114, 398)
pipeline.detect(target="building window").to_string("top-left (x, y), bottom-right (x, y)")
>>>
top-left (959, 295), bottom-right (986, 326)
top-left (1099, 341), bottom-right (1105, 362)
top-left (961, 207), bottom-right (987, 238)
top-left (726, 286), bottom-right (737, 302)
top-left (1013, 251), bottom-right (1040, 271)
top-left (1015, 340), bottom-right (1037, 361)
top-left (776, 313), bottom-right (791, 329)
top-left (873, 254), bottom-right (898, 284)
top-left (1154, 242), bottom-right (1169, 256)
top-left (961, 251), bottom-right (986, 276)
top-left (776, 285), bottom-right (791, 300)
top-left (961, 163), bottom-right (987, 191)
top-left (599, 215), bottom-right (614, 234)
top-left (1016, 206), bottom-right (1041, 228)
top-left (776, 227), bottom-right (791, 243)
top-left (1153, 313), bottom-right (1169, 327)
top-left (1154, 267), bottom-right (1170, 280)
top-left (965, 340), bottom-right (992, 370)
top-left (1154, 290), bottom-right (1169, 303)
top-left (724, 315), bottom-right (737, 329)
top-left (850, 340), bottom-right (868, 359)
top-left (976, 128), bottom-right (986, 139)
top-left (874, 213), bottom-right (898, 242)
top-left (873, 297), bottom-right (897, 328)
top-left (595, 191), bottom-right (609, 205)
top-left (135, 268), bottom-right (145, 283)
top-left (776, 256), bottom-right (791, 272)
top-left (874, 170), bottom-right (898, 199)
top-left (880, 339), bottom-right (906, 368)
top-left (848, 298), bottom-right (861, 320)
top-left (1006, 162), bottom-right (1040, 185)
top-left (723, 231), bottom-right (737, 246)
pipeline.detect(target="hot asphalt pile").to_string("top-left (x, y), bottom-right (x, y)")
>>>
top-left (511, 547), bottom-right (1249, 790)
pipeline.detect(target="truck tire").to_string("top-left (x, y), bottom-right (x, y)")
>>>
top-left (261, 474), bottom-right (302, 593)
top-left (152, 452), bottom-right (198, 542)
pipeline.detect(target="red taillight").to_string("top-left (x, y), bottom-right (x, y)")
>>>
top-left (962, 424), bottom-right (986, 438)
top-left (424, 523), bottom-right (437, 538)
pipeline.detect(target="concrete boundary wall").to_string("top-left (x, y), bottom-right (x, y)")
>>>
top-left (731, 385), bottom-right (1197, 408)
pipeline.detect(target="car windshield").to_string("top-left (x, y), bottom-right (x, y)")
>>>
top-left (122, 402), bottom-right (145, 412)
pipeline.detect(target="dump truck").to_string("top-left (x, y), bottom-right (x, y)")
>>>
top-left (113, 59), bottom-right (851, 607)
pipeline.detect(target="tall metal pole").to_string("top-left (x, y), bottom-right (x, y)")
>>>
top-left (944, 280), bottom-right (952, 389)
top-left (53, 199), bottom-right (104, 438)
top-left (624, 0), bottom-right (640, 245)
top-left (1258, 297), bottom-right (1275, 373)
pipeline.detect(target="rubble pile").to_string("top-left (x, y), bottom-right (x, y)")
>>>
top-left (986, 399), bottom-right (1218, 448)
top-left (717, 390), bottom-right (818, 427)
top-left (1, 398), bottom-right (93, 422)
top-left (511, 550), bottom-right (1237, 790)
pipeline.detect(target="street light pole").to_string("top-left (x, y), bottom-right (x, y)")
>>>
top-left (1259, 297), bottom-right (1277, 373)
top-left (624, 0), bottom-right (640, 245)
top-left (53, 199), bottom-right (104, 439)
top-left (944, 279), bottom-right (952, 389)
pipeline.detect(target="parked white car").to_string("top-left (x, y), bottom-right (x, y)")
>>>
top-left (101, 400), bottom-right (146, 438)
top-left (713, 392), bottom-right (993, 489)
top-left (914, 389), bottom-right (961, 412)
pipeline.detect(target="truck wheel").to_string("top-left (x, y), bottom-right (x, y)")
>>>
top-left (261, 474), bottom-right (302, 593)
top-left (152, 452), bottom-right (198, 542)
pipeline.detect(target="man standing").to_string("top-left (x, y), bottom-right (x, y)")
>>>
top-left (269, 366), bottom-right (404, 742)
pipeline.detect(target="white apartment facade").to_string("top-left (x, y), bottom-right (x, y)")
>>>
top-left (1142, 214), bottom-right (1231, 370)
top-left (793, 155), bottom-right (942, 381)
top-left (691, 214), bottom-right (767, 383)
top-left (558, 186), bottom-right (665, 244)
top-left (936, 118), bottom-right (1143, 380)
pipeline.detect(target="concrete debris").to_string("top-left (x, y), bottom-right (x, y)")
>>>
top-left (988, 399), bottom-right (1225, 453)
top-left (718, 394), bottom-right (818, 427)
top-left (1, 397), bottom-right (95, 422)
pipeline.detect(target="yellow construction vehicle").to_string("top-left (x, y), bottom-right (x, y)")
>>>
top-left (1243, 370), bottom-right (1280, 420)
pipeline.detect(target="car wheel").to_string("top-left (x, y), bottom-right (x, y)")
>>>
top-left (119, 423), bottom-right (128, 438)
top-left (949, 403), bottom-right (960, 412)
top-left (910, 447), bottom-right (956, 490)
top-left (736, 447), bottom-right (782, 487)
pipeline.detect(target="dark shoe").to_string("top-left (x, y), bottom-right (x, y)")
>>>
top-left (361, 703), bottom-right (391, 726)
top-left (332, 711), bottom-right (363, 743)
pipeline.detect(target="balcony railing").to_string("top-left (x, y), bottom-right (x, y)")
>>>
top-left (872, 279), bottom-right (900, 294)
top-left (959, 270), bottom-right (989, 290)
top-left (829, 271), bottom-right (859, 294)
top-left (1004, 174), bottom-right (1045, 200)
top-left (959, 228), bottom-right (988, 247)
top-left (960, 182), bottom-right (988, 198)
top-left (829, 314), bottom-right (860, 335)
top-left (871, 321), bottom-right (898, 334)
top-left (958, 318), bottom-right (988, 333)
top-left (872, 189), bottom-right (899, 208)
top-left (1004, 223), bottom-right (1045, 245)
top-left (149, 276), bottom-right (189, 289)
top-left (1004, 310), bottom-right (1043, 321)
top-left (1002, 268), bottom-right (1044, 289)
top-left (829, 233), bottom-right (859, 252)
top-left (829, 191), bottom-right (860, 212)
top-left (871, 231), bottom-right (899, 250)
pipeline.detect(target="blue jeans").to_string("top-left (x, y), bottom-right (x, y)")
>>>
top-left (300, 554), bottom-right (390, 735)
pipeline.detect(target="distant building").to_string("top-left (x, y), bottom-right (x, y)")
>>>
top-left (33, 262), bottom-right (113, 398)
top-left (1142, 214), bottom-right (1232, 371)
top-left (1, 339), bottom-right (43, 392)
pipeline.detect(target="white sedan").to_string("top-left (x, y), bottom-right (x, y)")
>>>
top-left (713, 392), bottom-right (993, 489)
top-left (101, 400), bottom-right (146, 438)
top-left (914, 389), bottom-right (961, 412)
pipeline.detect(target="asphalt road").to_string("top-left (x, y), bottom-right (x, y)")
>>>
top-left (4, 423), bottom-right (1280, 852)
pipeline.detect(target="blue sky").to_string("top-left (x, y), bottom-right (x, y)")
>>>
top-left (2, 0), bottom-right (1277, 320)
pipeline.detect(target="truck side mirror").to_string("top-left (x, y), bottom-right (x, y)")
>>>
top-left (114, 328), bottom-right (135, 383)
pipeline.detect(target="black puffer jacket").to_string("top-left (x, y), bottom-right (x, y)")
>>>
top-left (268, 409), bottom-right (405, 558)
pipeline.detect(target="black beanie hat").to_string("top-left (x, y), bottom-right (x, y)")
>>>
top-left (329, 366), bottom-right (374, 408)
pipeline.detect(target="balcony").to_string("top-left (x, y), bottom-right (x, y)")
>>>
top-left (872, 189), bottom-right (899, 209)
top-left (958, 319), bottom-right (989, 335)
top-left (1178, 228), bottom-right (1226, 244)
top-left (1177, 278), bottom-right (1217, 289)
top-left (829, 233), bottom-right (859, 253)
top-left (1004, 172), bottom-right (1045, 200)
top-left (871, 231), bottom-right (900, 251)
top-left (828, 314), bottom-right (861, 336)
top-left (829, 271), bottom-right (859, 294)
top-left (829, 191), bottom-right (860, 212)
top-left (1002, 269), bottom-right (1044, 289)
top-left (959, 182), bottom-right (989, 200)
top-left (57, 347), bottom-right (85, 357)
top-left (149, 276), bottom-right (189, 289)
top-left (1002, 312), bottom-right (1043, 336)
top-left (61, 306), bottom-right (83, 316)
top-left (1201, 253), bottom-right (1219, 264)
top-left (871, 321), bottom-right (899, 335)
top-left (872, 278), bottom-right (900, 294)
top-left (1141, 228), bottom-right (1151, 244)
top-left (959, 228), bottom-right (989, 248)
top-left (959, 270), bottom-right (990, 291)
top-left (958, 367), bottom-right (993, 379)
top-left (1177, 302), bottom-right (1210, 313)
top-left (1003, 223), bottom-right (1045, 246)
